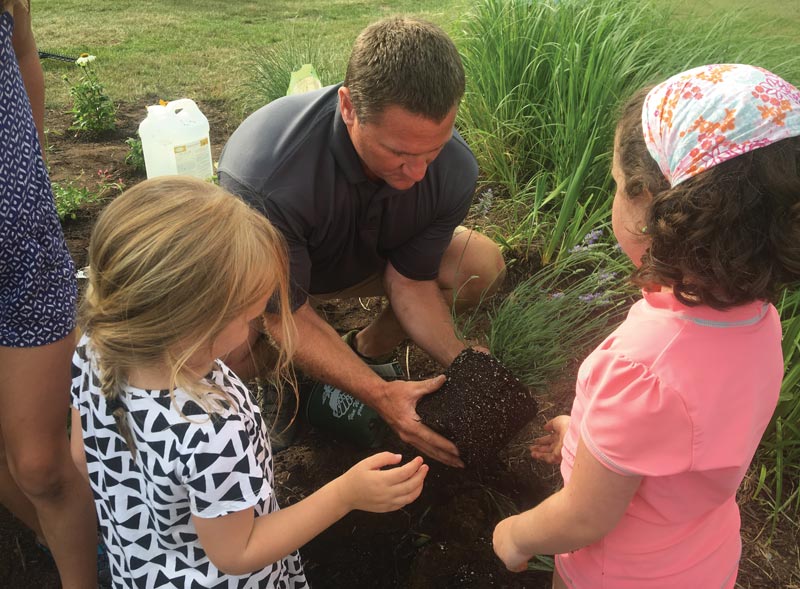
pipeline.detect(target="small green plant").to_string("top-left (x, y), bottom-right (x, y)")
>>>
top-left (64, 54), bottom-right (116, 135)
top-left (52, 179), bottom-right (97, 220)
top-left (95, 168), bottom-right (126, 195)
top-left (53, 169), bottom-right (125, 221)
top-left (125, 136), bottom-right (145, 172)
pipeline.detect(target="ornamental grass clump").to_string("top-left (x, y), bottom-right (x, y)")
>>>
top-left (487, 240), bottom-right (634, 389)
top-left (459, 0), bottom-right (795, 262)
top-left (245, 33), bottom-right (345, 109)
top-left (753, 288), bottom-right (800, 526)
top-left (65, 54), bottom-right (116, 136)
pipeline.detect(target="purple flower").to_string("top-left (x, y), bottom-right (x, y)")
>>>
top-left (583, 228), bottom-right (604, 245)
top-left (475, 188), bottom-right (494, 216)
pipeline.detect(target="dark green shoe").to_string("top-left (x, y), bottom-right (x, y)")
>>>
top-left (341, 330), bottom-right (404, 380)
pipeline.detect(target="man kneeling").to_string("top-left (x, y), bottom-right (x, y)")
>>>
top-left (218, 17), bottom-right (505, 468)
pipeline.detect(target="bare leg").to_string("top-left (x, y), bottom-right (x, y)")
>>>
top-left (0, 332), bottom-right (97, 589)
top-left (0, 425), bottom-right (44, 541)
top-left (356, 229), bottom-right (506, 361)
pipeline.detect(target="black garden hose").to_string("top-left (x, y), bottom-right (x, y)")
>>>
top-left (38, 50), bottom-right (77, 63)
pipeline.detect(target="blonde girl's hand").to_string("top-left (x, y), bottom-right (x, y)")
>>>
top-left (529, 415), bottom-right (571, 464)
top-left (338, 452), bottom-right (428, 513)
top-left (493, 515), bottom-right (530, 573)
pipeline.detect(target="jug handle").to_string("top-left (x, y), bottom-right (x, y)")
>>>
top-left (166, 98), bottom-right (198, 115)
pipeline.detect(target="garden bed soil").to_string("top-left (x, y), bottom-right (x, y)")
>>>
top-left (1, 99), bottom-right (797, 588)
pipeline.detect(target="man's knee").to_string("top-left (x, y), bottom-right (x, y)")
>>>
top-left (470, 237), bottom-right (506, 296)
top-left (442, 230), bottom-right (506, 305)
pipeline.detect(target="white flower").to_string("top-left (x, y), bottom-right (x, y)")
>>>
top-left (75, 54), bottom-right (96, 67)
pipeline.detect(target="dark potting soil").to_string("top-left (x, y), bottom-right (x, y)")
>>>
top-left (416, 349), bottom-right (538, 468)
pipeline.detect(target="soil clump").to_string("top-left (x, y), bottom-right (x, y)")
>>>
top-left (416, 349), bottom-right (538, 468)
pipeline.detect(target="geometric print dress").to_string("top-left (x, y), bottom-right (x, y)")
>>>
top-left (0, 9), bottom-right (76, 347)
top-left (70, 336), bottom-right (308, 589)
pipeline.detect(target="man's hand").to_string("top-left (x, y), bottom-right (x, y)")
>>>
top-left (375, 376), bottom-right (464, 468)
top-left (263, 303), bottom-right (463, 467)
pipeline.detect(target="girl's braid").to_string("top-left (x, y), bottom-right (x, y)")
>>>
top-left (98, 360), bottom-right (138, 460)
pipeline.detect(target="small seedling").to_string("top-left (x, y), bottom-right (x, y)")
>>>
top-left (124, 136), bottom-right (145, 172)
top-left (52, 179), bottom-right (97, 220)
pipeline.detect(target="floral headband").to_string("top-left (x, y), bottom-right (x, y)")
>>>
top-left (642, 64), bottom-right (800, 187)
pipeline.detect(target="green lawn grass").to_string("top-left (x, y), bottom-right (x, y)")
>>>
top-left (35, 0), bottom-right (470, 121)
top-left (664, 0), bottom-right (800, 39)
top-left (35, 0), bottom-right (798, 124)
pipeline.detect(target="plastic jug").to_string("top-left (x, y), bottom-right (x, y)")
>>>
top-left (287, 64), bottom-right (322, 96)
top-left (138, 99), bottom-right (213, 180)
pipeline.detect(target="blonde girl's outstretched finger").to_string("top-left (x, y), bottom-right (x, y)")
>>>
top-left (392, 461), bottom-right (429, 501)
top-left (358, 451), bottom-right (404, 471)
top-left (381, 455), bottom-right (426, 484)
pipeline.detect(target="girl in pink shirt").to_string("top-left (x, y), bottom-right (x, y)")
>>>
top-left (493, 64), bottom-right (800, 588)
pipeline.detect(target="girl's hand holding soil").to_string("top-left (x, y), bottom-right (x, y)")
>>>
top-left (336, 452), bottom-right (429, 513)
top-left (530, 415), bottom-right (570, 464)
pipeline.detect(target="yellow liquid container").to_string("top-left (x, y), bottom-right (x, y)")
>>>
top-left (138, 99), bottom-right (213, 180)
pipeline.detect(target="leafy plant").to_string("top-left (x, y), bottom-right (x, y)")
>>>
top-left (53, 169), bottom-right (124, 221)
top-left (64, 54), bottom-right (116, 135)
top-left (52, 179), bottom-right (98, 220)
top-left (125, 136), bottom-right (145, 173)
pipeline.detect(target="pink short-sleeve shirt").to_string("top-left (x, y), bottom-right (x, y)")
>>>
top-left (556, 291), bottom-right (782, 588)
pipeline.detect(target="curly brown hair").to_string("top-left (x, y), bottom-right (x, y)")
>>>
top-left (616, 87), bottom-right (800, 309)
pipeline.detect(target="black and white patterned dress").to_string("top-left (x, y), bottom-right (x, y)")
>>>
top-left (0, 9), bottom-right (76, 347)
top-left (71, 336), bottom-right (308, 589)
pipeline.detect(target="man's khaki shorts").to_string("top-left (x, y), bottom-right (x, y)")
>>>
top-left (309, 225), bottom-right (469, 304)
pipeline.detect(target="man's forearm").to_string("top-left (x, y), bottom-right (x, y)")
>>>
top-left (265, 303), bottom-right (388, 407)
top-left (384, 271), bottom-right (465, 367)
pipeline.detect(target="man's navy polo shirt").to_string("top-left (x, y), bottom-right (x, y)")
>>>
top-left (218, 84), bottom-right (479, 309)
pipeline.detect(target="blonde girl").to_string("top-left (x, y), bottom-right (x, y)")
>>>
top-left (493, 64), bottom-right (800, 588)
top-left (0, 0), bottom-right (97, 586)
top-left (70, 177), bottom-right (429, 588)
